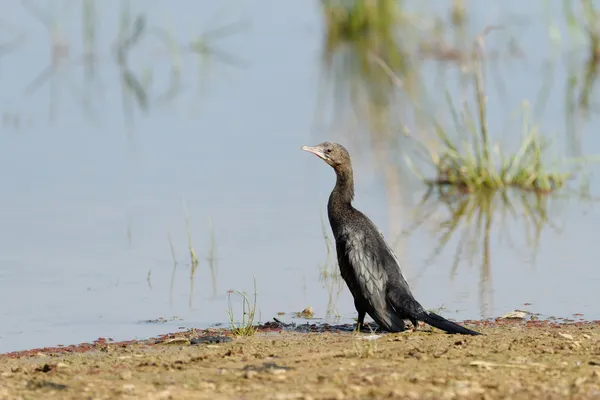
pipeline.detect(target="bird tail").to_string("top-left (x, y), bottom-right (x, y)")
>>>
top-left (418, 311), bottom-right (482, 335)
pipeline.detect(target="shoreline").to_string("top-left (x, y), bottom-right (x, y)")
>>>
top-left (1, 319), bottom-right (599, 399)
top-left (1, 317), bottom-right (596, 359)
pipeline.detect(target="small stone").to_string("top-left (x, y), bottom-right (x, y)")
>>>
top-left (270, 368), bottom-right (287, 376)
top-left (56, 363), bottom-right (69, 370)
top-left (500, 310), bottom-right (527, 319)
top-left (363, 375), bottom-right (374, 383)
top-left (558, 333), bottom-right (574, 340)
top-left (583, 334), bottom-right (591, 339)
top-left (122, 384), bottom-right (136, 394)
top-left (199, 382), bottom-right (216, 390)
top-left (244, 370), bottom-right (258, 379)
top-left (432, 377), bottom-right (446, 385)
top-left (297, 306), bottom-right (314, 319)
top-left (120, 370), bottom-right (133, 380)
top-left (573, 376), bottom-right (587, 386)
top-left (156, 390), bottom-right (173, 399)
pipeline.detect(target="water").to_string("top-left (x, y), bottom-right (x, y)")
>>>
top-left (1, 1), bottom-right (600, 353)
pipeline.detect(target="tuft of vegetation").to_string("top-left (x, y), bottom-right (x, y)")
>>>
top-left (320, 0), bottom-right (416, 110)
top-left (168, 231), bottom-right (178, 305)
top-left (577, 0), bottom-right (600, 111)
top-left (294, 306), bottom-right (315, 319)
top-left (206, 218), bottom-right (219, 299)
top-left (182, 198), bottom-right (200, 308)
top-left (318, 214), bottom-right (344, 320)
top-left (226, 277), bottom-right (260, 336)
top-left (404, 31), bottom-right (595, 194)
top-left (351, 325), bottom-right (380, 358)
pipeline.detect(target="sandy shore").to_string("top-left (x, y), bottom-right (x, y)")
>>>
top-left (1, 319), bottom-right (599, 399)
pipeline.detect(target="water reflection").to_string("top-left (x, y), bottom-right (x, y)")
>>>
top-left (2, 0), bottom-right (600, 354)
top-left (407, 187), bottom-right (569, 317)
top-left (206, 218), bottom-right (219, 299)
top-left (7, 0), bottom-right (244, 126)
top-left (167, 201), bottom-right (221, 309)
top-left (318, 215), bottom-right (344, 321)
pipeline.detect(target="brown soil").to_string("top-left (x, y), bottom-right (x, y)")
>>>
top-left (1, 321), bottom-right (600, 399)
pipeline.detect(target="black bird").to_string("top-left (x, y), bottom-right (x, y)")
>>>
top-left (302, 141), bottom-right (481, 335)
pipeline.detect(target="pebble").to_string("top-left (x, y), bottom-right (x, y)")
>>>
top-left (270, 368), bottom-right (287, 376)
top-left (155, 390), bottom-right (173, 400)
top-left (573, 376), bottom-right (588, 386)
top-left (244, 370), bottom-right (258, 379)
top-left (199, 382), bottom-right (216, 390)
top-left (122, 384), bottom-right (136, 394)
top-left (56, 363), bottom-right (69, 370)
top-left (120, 370), bottom-right (133, 380)
top-left (558, 333), bottom-right (574, 340)
top-left (500, 310), bottom-right (527, 319)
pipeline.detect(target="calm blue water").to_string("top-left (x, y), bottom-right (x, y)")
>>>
top-left (1, 1), bottom-right (599, 353)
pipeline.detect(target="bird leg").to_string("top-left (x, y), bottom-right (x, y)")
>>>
top-left (356, 309), bottom-right (366, 332)
top-left (409, 318), bottom-right (419, 331)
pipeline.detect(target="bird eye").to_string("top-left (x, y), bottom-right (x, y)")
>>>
top-left (326, 148), bottom-right (332, 154)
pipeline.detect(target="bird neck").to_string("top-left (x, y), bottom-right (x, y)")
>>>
top-left (329, 166), bottom-right (354, 208)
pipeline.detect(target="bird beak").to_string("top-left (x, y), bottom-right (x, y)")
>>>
top-left (302, 145), bottom-right (326, 160)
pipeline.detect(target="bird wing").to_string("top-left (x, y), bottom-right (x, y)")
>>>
top-left (336, 226), bottom-right (390, 317)
top-left (341, 216), bottom-right (422, 320)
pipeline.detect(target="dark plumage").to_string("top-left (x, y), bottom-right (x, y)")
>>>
top-left (302, 141), bottom-right (481, 336)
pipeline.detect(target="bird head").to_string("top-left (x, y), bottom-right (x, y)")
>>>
top-left (301, 141), bottom-right (351, 170)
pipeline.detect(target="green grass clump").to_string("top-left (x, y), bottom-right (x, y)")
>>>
top-left (426, 99), bottom-right (570, 194)
top-left (226, 277), bottom-right (259, 336)
top-left (407, 32), bottom-right (591, 194)
top-left (320, 0), bottom-right (415, 109)
top-left (322, 0), bottom-right (398, 45)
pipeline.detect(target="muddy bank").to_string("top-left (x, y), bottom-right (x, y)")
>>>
top-left (1, 320), bottom-right (600, 399)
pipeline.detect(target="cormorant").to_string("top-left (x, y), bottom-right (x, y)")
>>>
top-left (302, 141), bottom-right (481, 335)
